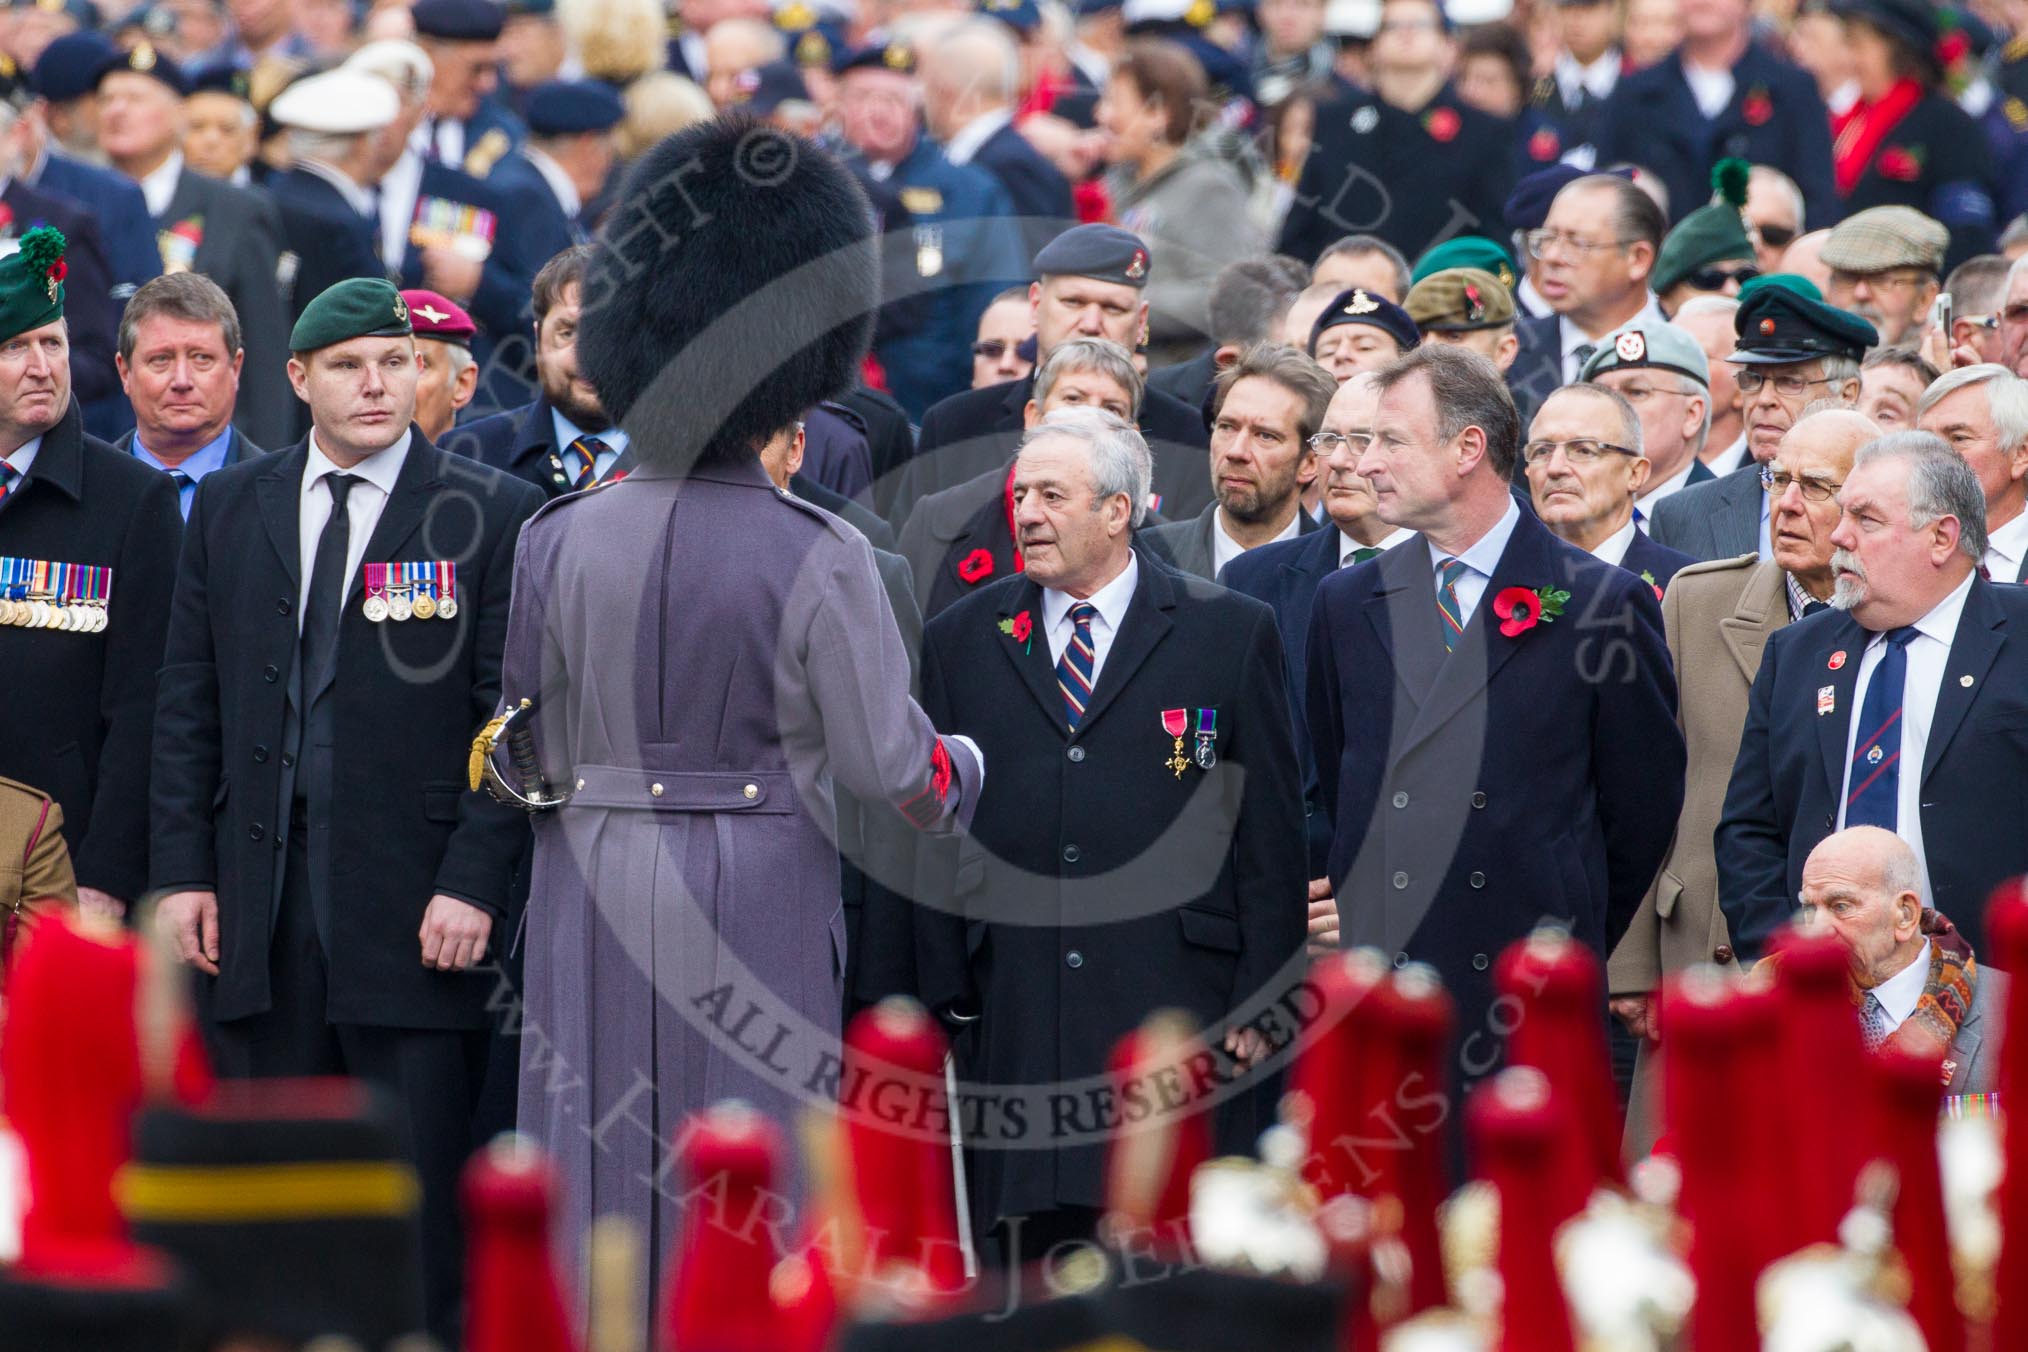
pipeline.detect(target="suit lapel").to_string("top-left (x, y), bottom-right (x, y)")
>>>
top-left (1813, 611), bottom-right (1869, 801)
top-left (1923, 580), bottom-right (2006, 784)
top-left (161, 168), bottom-right (199, 231)
top-left (993, 377), bottom-right (1033, 435)
top-left (996, 577), bottom-right (1063, 730)
top-left (1400, 512), bottom-right (1550, 754)
top-left (1074, 553), bottom-right (1176, 735)
top-left (1724, 467), bottom-right (1765, 556)
top-left (1719, 562), bottom-right (1785, 685)
top-left (345, 433), bottom-right (444, 605)
top-left (253, 444), bottom-right (310, 589)
top-left (1365, 535), bottom-right (1442, 711)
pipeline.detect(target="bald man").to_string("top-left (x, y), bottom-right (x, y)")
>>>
top-left (704, 18), bottom-right (786, 108)
top-left (923, 17), bottom-right (1073, 259)
top-left (1797, 826), bottom-right (2007, 1095)
top-left (1610, 406), bottom-right (1881, 1153)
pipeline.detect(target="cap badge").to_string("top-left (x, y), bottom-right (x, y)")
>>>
top-left (884, 43), bottom-right (912, 69)
top-left (414, 303), bottom-right (448, 324)
top-left (392, 293), bottom-right (409, 324)
top-left (1352, 105), bottom-right (1379, 134)
top-left (775, 0), bottom-right (814, 26)
top-left (796, 30), bottom-right (828, 62)
top-left (1125, 248), bottom-right (1148, 281)
top-left (1760, 317), bottom-right (1777, 335)
top-left (1615, 331), bottom-right (1646, 363)
top-left (34, 0), bottom-right (61, 13)
top-left (1345, 289), bottom-right (1379, 315)
top-left (132, 42), bottom-right (157, 71)
top-left (0, 54), bottom-right (14, 78)
top-left (1464, 283), bottom-right (1484, 323)
top-left (1185, 0), bottom-right (1213, 25)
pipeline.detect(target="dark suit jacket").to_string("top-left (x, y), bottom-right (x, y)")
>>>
top-left (484, 150), bottom-right (580, 264)
top-left (440, 396), bottom-right (576, 499)
top-left (915, 551), bottom-right (1305, 1224)
top-left (158, 167), bottom-right (297, 450)
top-left (1647, 462), bottom-right (1764, 561)
top-left (903, 374), bottom-right (1213, 528)
top-left (151, 430), bottom-right (543, 1027)
top-left (970, 120), bottom-right (1075, 260)
top-left (1505, 313), bottom-right (1563, 429)
top-left (793, 471), bottom-right (895, 551)
top-left (1307, 507), bottom-right (1682, 1079)
top-left (1146, 347), bottom-right (1219, 419)
top-left (112, 425), bottom-right (265, 466)
top-left (839, 383), bottom-right (919, 525)
top-left (1146, 501), bottom-right (1324, 580)
top-left (0, 401), bottom-right (181, 900)
top-left (36, 151), bottom-right (161, 295)
top-left (263, 167), bottom-right (387, 327)
top-left (5, 179), bottom-right (120, 411)
top-left (1715, 578), bottom-right (2028, 961)
top-left (1592, 43), bottom-right (1837, 231)
top-left (1621, 528), bottom-right (1697, 593)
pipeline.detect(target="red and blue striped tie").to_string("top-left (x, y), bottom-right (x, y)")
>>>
top-left (1056, 602), bottom-right (1098, 732)
top-left (1846, 626), bottom-right (1918, 830)
top-left (0, 461), bottom-right (15, 507)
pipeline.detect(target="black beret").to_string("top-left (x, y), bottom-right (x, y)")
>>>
top-left (1502, 163), bottom-right (1635, 232)
top-left (1831, 0), bottom-right (1938, 61)
top-left (1031, 223), bottom-right (1151, 288)
top-left (525, 77), bottom-right (623, 135)
top-left (92, 39), bottom-right (187, 96)
top-left (290, 277), bottom-right (414, 352)
top-left (736, 59), bottom-right (811, 113)
top-left (833, 39), bottom-right (916, 74)
top-left (186, 59), bottom-right (253, 101)
top-left (1730, 286), bottom-right (1879, 365)
top-left (1309, 287), bottom-right (1420, 354)
top-left (577, 113), bottom-right (877, 471)
top-left (411, 0), bottom-right (505, 41)
top-left (30, 28), bottom-right (116, 100)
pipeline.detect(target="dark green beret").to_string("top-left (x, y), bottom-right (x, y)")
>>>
top-left (1736, 272), bottom-right (1825, 305)
top-left (1411, 236), bottom-right (1517, 292)
top-left (289, 277), bottom-right (414, 354)
top-left (1731, 286), bottom-right (1878, 366)
top-left (1652, 203), bottom-right (1756, 295)
top-left (0, 226), bottom-right (66, 343)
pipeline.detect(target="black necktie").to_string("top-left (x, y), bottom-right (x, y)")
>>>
top-left (1572, 342), bottom-right (1596, 372)
top-left (300, 473), bottom-right (357, 693)
top-left (169, 469), bottom-right (192, 491)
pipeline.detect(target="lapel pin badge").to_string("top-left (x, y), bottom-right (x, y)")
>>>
top-left (1961, 674), bottom-right (1975, 687)
top-left (1828, 650), bottom-right (1847, 670)
top-left (1818, 685), bottom-right (1836, 716)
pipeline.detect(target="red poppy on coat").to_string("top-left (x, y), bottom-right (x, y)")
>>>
top-left (958, 549), bottom-right (994, 583)
top-left (1878, 146), bottom-right (1923, 181)
top-left (1742, 90), bottom-right (1774, 126)
top-left (1528, 126), bottom-right (1560, 161)
top-left (1426, 107), bottom-right (1461, 143)
top-left (1492, 586), bottom-right (1544, 637)
top-left (1010, 610), bottom-right (1033, 642)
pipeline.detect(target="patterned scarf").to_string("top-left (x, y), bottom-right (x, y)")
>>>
top-left (1876, 911), bottom-right (1977, 1064)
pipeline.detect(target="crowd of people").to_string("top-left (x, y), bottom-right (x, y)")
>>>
top-left (8, 0), bottom-right (2028, 1343)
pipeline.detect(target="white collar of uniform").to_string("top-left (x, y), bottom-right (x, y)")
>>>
top-left (1962, 76), bottom-right (1995, 120)
top-left (1638, 456), bottom-right (1697, 507)
top-left (944, 107), bottom-right (1012, 166)
top-left (1339, 523), bottom-right (1415, 565)
top-left (521, 143), bottom-right (581, 217)
top-left (1042, 548), bottom-right (1139, 637)
top-left (1554, 47), bottom-right (1619, 102)
top-left (1, 434), bottom-right (45, 480)
top-left (304, 427), bottom-right (411, 502)
top-left (1878, 568), bottom-right (1975, 651)
top-left (1827, 78), bottom-right (1860, 117)
top-left (139, 148), bottom-right (184, 219)
top-left (1589, 515), bottom-right (1638, 567)
top-left (1428, 493), bottom-right (1521, 579)
top-left (1987, 506), bottom-right (2028, 573)
top-left (298, 157), bottom-right (375, 217)
top-left (1870, 937), bottom-right (1932, 1028)
top-left (551, 407), bottom-right (629, 458)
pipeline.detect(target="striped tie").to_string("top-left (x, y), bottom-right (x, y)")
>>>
top-left (1846, 625), bottom-right (1918, 831)
top-left (567, 435), bottom-right (609, 490)
top-left (1056, 602), bottom-right (1098, 732)
top-left (1860, 991), bottom-right (1890, 1052)
top-left (0, 460), bottom-right (15, 507)
top-left (1436, 557), bottom-right (1470, 652)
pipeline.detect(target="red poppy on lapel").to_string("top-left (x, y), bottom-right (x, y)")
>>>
top-left (1425, 107), bottom-right (1461, 142)
top-left (1493, 584), bottom-right (1570, 637)
top-left (1878, 146), bottom-right (1923, 181)
top-left (1528, 126), bottom-right (1560, 161)
top-left (998, 610), bottom-right (1033, 643)
top-left (958, 548), bottom-right (995, 583)
top-left (1743, 88), bottom-right (1773, 126)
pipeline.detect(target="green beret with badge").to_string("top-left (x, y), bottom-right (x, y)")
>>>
top-left (1730, 286), bottom-right (1878, 365)
top-left (1651, 158), bottom-right (1758, 297)
top-left (289, 277), bottom-right (414, 354)
top-left (1579, 319), bottom-right (1711, 386)
top-left (1737, 272), bottom-right (1824, 305)
top-left (1410, 235), bottom-right (1518, 292)
top-left (0, 226), bottom-right (67, 343)
top-left (1405, 267), bottom-right (1515, 332)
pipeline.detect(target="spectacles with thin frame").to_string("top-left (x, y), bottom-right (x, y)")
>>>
top-left (1519, 437), bottom-right (1638, 467)
top-left (1307, 430), bottom-right (1374, 454)
top-left (1759, 465), bottom-right (1843, 502)
top-left (1736, 370), bottom-right (1836, 398)
top-left (1524, 228), bottom-right (1632, 259)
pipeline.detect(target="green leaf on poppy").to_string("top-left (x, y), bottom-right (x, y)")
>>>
top-left (1536, 586), bottom-right (1571, 622)
top-left (997, 616), bottom-right (1015, 635)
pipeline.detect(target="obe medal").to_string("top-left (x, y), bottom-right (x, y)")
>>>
top-left (1193, 708), bottom-right (1218, 770)
top-left (1161, 708), bottom-right (1190, 779)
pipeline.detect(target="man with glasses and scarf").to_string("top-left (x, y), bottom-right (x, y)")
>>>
top-left (1649, 285), bottom-right (1875, 560)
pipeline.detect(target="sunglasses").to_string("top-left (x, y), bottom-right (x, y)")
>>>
top-left (1685, 263), bottom-right (1761, 291)
top-left (972, 339), bottom-right (1024, 360)
top-left (1754, 223), bottom-right (1797, 250)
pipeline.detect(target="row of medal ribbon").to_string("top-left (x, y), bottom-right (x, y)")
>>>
top-left (364, 561), bottom-right (459, 623)
top-left (0, 558), bottom-right (112, 632)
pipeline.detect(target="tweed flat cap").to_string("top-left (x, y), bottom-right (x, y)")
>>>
top-left (1819, 205), bottom-right (1949, 275)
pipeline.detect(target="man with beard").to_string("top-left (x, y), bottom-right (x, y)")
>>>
top-left (1821, 206), bottom-right (1947, 348)
top-left (1146, 343), bottom-right (1334, 579)
top-left (1717, 430), bottom-right (2028, 962)
top-left (444, 245), bottom-right (627, 496)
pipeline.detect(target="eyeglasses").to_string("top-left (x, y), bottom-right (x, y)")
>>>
top-left (1684, 263), bottom-right (1760, 291)
top-left (1830, 268), bottom-right (1933, 294)
top-left (1523, 228), bottom-right (1631, 259)
top-left (1760, 465), bottom-right (1843, 502)
top-left (1754, 222), bottom-right (1797, 250)
top-left (1519, 437), bottom-right (1637, 467)
top-left (972, 339), bottom-right (1023, 360)
top-left (1307, 430), bottom-right (1374, 454)
top-left (1736, 370), bottom-right (1837, 397)
top-left (1964, 313), bottom-right (2001, 332)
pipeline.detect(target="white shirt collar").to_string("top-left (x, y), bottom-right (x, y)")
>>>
top-left (550, 407), bottom-right (630, 458)
top-left (1564, 293), bottom-right (1664, 351)
top-left (1042, 548), bottom-right (1139, 635)
top-left (522, 145), bottom-right (581, 218)
top-left (1339, 524), bottom-right (1415, 566)
top-left (1212, 507), bottom-right (1300, 575)
top-left (1638, 457), bottom-right (1697, 507)
top-left (1962, 75), bottom-right (1996, 119)
top-left (138, 148), bottom-right (184, 219)
top-left (305, 427), bottom-right (411, 500)
top-left (1986, 507), bottom-right (2028, 577)
top-left (1516, 273), bottom-right (1553, 319)
top-left (1554, 48), bottom-right (1619, 104)
top-left (1, 435), bottom-right (44, 481)
top-left (1590, 515), bottom-right (1639, 566)
top-left (298, 158), bottom-right (375, 217)
top-left (944, 107), bottom-right (1012, 167)
top-left (1871, 938), bottom-right (1932, 1029)
top-left (1901, 569), bottom-right (1976, 649)
top-left (1705, 435), bottom-right (1749, 478)
top-left (1826, 78), bottom-right (1860, 117)
top-left (1428, 494), bottom-right (1521, 578)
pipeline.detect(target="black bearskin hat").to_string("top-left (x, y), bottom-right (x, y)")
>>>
top-left (576, 113), bottom-right (878, 471)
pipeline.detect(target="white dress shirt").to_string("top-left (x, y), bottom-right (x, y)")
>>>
top-left (551, 409), bottom-right (630, 480)
top-left (1984, 507), bottom-right (2028, 584)
top-left (1682, 62), bottom-right (1737, 120)
top-left (1590, 516), bottom-right (1639, 567)
top-left (0, 436), bottom-right (42, 483)
top-left (1042, 550), bottom-right (1139, 691)
top-left (1427, 497), bottom-right (1522, 630)
top-left (1705, 436), bottom-right (1749, 478)
top-left (1211, 508), bottom-right (1301, 577)
top-left (298, 431), bottom-right (410, 630)
top-left (1516, 274), bottom-right (1552, 319)
top-left (1835, 572), bottom-right (1976, 906)
top-left (1870, 938), bottom-right (1932, 1033)
top-left (1339, 524), bottom-right (1415, 566)
top-left (138, 149), bottom-right (184, 219)
top-left (378, 147), bottom-right (426, 270)
top-left (1637, 458), bottom-right (1697, 514)
top-left (943, 108), bottom-right (1012, 167)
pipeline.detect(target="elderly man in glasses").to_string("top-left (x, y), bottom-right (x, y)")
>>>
top-left (1917, 364), bottom-right (2028, 584)
top-left (1522, 383), bottom-right (1695, 590)
top-left (1821, 206), bottom-right (1948, 347)
top-left (1648, 285), bottom-right (1875, 561)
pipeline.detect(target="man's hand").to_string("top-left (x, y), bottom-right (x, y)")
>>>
top-left (419, 248), bottom-right (483, 303)
top-left (1305, 878), bottom-right (1338, 956)
top-left (1610, 993), bottom-right (1657, 1042)
top-left (1223, 1025), bottom-right (1268, 1067)
top-left (156, 890), bottom-right (221, 975)
top-left (419, 894), bottom-right (493, 971)
top-left (76, 886), bottom-right (128, 924)
top-left (1920, 323), bottom-right (1981, 374)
